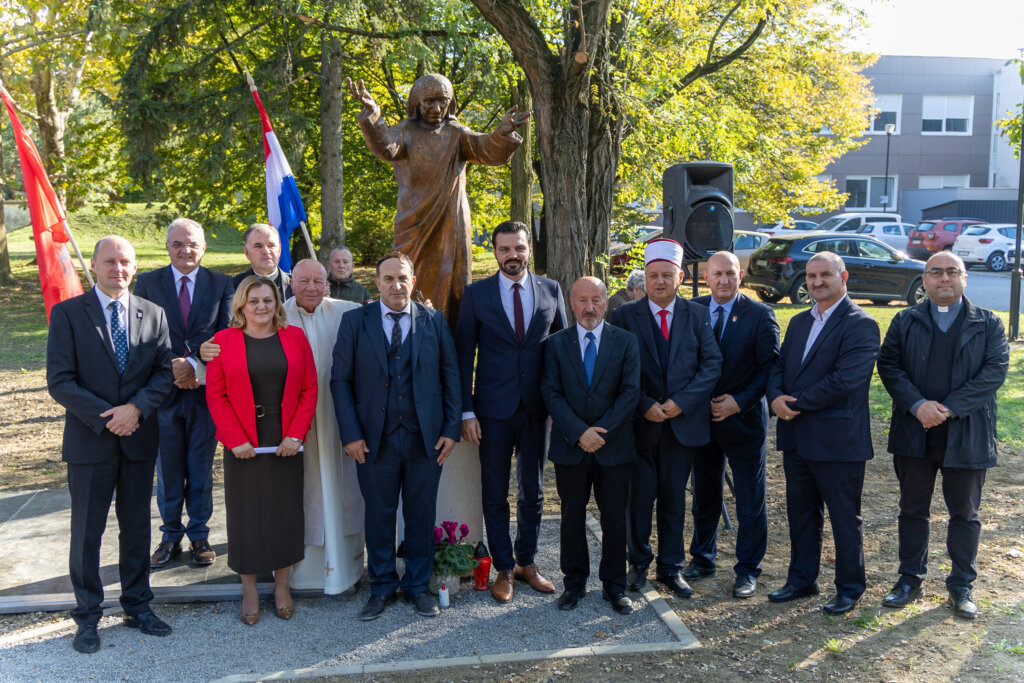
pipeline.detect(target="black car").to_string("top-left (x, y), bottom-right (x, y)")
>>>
top-left (745, 234), bottom-right (926, 305)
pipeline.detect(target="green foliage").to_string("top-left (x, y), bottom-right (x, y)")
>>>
top-left (995, 50), bottom-right (1024, 157)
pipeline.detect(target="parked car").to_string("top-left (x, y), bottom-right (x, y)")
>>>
top-left (608, 225), bottom-right (662, 271)
top-left (753, 220), bottom-right (820, 236)
top-left (855, 222), bottom-right (916, 252)
top-left (818, 212), bottom-right (903, 233)
top-left (953, 224), bottom-right (1021, 271)
top-left (905, 217), bottom-right (986, 261)
top-left (691, 230), bottom-right (772, 279)
top-left (744, 234), bottom-right (926, 305)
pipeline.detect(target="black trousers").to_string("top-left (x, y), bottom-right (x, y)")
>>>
top-left (478, 406), bottom-right (547, 571)
top-left (67, 453), bottom-right (156, 626)
top-left (689, 438), bottom-right (768, 579)
top-left (555, 458), bottom-right (631, 594)
top-left (782, 450), bottom-right (866, 599)
top-left (894, 448), bottom-right (987, 589)
top-left (628, 427), bottom-right (693, 575)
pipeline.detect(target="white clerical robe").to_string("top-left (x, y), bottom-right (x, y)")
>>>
top-left (285, 296), bottom-right (366, 594)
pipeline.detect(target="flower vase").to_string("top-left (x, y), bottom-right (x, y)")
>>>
top-left (429, 572), bottom-right (461, 597)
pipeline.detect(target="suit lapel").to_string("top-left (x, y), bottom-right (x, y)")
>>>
top-left (126, 295), bottom-right (145, 370)
top-left (410, 303), bottom-right (426, 367)
top-left (720, 295), bottom-right (746, 346)
top-left (187, 267), bottom-right (211, 332)
top-left (486, 273), bottom-right (519, 343)
top-left (798, 297), bottom-right (849, 371)
top-left (667, 296), bottom-right (688, 361)
top-left (588, 325), bottom-right (614, 390)
top-left (635, 298), bottom-right (660, 367)
top-left (524, 273), bottom-right (544, 342)
top-left (566, 328), bottom-right (589, 388)
top-left (84, 290), bottom-right (119, 370)
top-left (364, 303), bottom-right (388, 372)
top-left (160, 266), bottom-right (186, 335)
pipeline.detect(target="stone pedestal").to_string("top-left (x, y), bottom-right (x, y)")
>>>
top-left (397, 441), bottom-right (483, 544)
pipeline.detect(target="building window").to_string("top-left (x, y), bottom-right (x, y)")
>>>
top-left (867, 95), bottom-right (901, 134)
top-left (918, 175), bottom-right (970, 189)
top-left (844, 175), bottom-right (898, 210)
top-left (922, 95), bottom-right (973, 135)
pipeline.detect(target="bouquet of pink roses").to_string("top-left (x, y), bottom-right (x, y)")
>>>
top-left (432, 520), bottom-right (478, 576)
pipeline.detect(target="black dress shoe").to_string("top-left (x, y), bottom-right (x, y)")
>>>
top-left (882, 581), bottom-right (923, 609)
top-left (733, 575), bottom-right (758, 599)
top-left (410, 592), bottom-right (439, 617)
top-left (123, 611), bottom-right (172, 636)
top-left (626, 566), bottom-right (647, 592)
top-left (767, 583), bottom-right (819, 603)
top-left (360, 593), bottom-right (397, 621)
top-left (557, 589), bottom-right (585, 611)
top-left (190, 539), bottom-right (216, 566)
top-left (949, 586), bottom-right (978, 619)
top-left (150, 541), bottom-right (182, 568)
top-left (823, 594), bottom-right (860, 615)
top-left (72, 624), bottom-right (100, 654)
top-left (682, 562), bottom-right (717, 581)
top-left (602, 590), bottom-right (633, 614)
top-left (655, 573), bottom-right (693, 598)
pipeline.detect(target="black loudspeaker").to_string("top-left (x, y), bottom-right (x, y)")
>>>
top-left (662, 162), bottom-right (734, 261)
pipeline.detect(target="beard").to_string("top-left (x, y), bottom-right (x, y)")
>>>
top-left (500, 259), bottom-right (526, 277)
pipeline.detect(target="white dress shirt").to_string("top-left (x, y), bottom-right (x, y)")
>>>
top-left (576, 321), bottom-right (604, 362)
top-left (498, 270), bottom-right (534, 334)
top-left (94, 286), bottom-right (130, 351)
top-left (170, 265), bottom-right (195, 303)
top-left (648, 298), bottom-right (673, 329)
top-left (380, 300), bottom-right (413, 345)
top-left (802, 297), bottom-right (844, 362)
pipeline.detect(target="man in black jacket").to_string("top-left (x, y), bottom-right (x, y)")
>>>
top-left (876, 252), bottom-right (1008, 619)
top-left (542, 277), bottom-right (641, 614)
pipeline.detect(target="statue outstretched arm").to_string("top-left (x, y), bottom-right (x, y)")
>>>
top-left (347, 76), bottom-right (406, 161)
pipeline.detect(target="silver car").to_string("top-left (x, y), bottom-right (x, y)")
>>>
top-left (855, 222), bottom-right (915, 252)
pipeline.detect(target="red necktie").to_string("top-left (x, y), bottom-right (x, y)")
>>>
top-left (658, 309), bottom-right (670, 341)
top-left (178, 277), bottom-right (191, 328)
top-left (512, 282), bottom-right (525, 343)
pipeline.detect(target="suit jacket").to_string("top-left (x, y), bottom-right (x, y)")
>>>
top-left (232, 268), bottom-right (292, 301)
top-left (693, 294), bottom-right (780, 446)
top-left (766, 295), bottom-right (880, 462)
top-left (134, 264), bottom-right (233, 407)
top-left (46, 290), bottom-right (175, 464)
top-left (877, 297), bottom-right (1008, 469)
top-left (542, 324), bottom-right (641, 466)
top-left (331, 301), bottom-right (461, 460)
top-left (204, 325), bottom-right (318, 450)
top-left (608, 296), bottom-right (722, 449)
top-left (455, 271), bottom-right (566, 420)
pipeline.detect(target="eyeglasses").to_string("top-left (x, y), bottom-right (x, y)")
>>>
top-left (924, 267), bottom-right (963, 278)
top-left (169, 241), bottom-right (203, 251)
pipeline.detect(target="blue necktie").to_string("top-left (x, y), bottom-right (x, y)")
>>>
top-left (109, 301), bottom-right (128, 373)
top-left (387, 311), bottom-right (405, 354)
top-left (712, 306), bottom-right (725, 343)
top-left (583, 331), bottom-right (597, 386)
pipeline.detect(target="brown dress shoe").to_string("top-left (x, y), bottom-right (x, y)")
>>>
top-left (514, 564), bottom-right (556, 594)
top-left (150, 541), bottom-right (181, 568)
top-left (491, 569), bottom-right (514, 603)
top-left (190, 539), bottom-right (216, 566)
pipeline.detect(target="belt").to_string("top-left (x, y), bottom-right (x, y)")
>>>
top-left (255, 404), bottom-right (282, 419)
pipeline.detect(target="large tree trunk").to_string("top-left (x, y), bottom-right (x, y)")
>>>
top-left (0, 122), bottom-right (12, 284)
top-left (585, 46), bottom-right (623, 282)
top-left (509, 79), bottom-right (533, 230)
top-left (28, 68), bottom-right (66, 207)
top-left (318, 30), bottom-right (345, 259)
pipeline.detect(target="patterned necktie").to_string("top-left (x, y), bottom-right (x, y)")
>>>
top-left (178, 276), bottom-right (191, 328)
top-left (109, 301), bottom-right (128, 373)
top-left (657, 309), bottom-right (670, 341)
top-left (583, 331), bottom-right (597, 386)
top-left (512, 282), bottom-right (525, 343)
top-left (712, 307), bottom-right (725, 343)
top-left (387, 311), bottom-right (405, 354)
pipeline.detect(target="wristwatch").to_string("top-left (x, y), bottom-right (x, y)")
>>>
top-left (287, 437), bottom-right (302, 444)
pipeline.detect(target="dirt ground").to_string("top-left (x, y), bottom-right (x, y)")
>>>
top-left (2, 364), bottom-right (1023, 681)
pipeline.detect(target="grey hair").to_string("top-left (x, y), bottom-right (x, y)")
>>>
top-left (243, 223), bottom-right (277, 245)
top-left (625, 270), bottom-right (646, 293)
top-left (166, 217), bottom-right (205, 242)
top-left (329, 245), bottom-right (353, 259)
top-left (807, 251), bottom-right (846, 274)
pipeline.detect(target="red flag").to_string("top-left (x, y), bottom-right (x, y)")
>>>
top-left (1, 86), bottom-right (83, 322)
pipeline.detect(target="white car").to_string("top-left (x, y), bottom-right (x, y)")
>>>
top-left (953, 224), bottom-right (1020, 272)
top-left (855, 222), bottom-right (916, 253)
top-left (819, 212), bottom-right (903, 233)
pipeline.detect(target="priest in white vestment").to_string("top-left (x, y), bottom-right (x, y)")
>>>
top-left (284, 259), bottom-right (366, 594)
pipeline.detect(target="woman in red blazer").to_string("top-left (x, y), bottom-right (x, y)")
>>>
top-left (206, 275), bottom-right (317, 625)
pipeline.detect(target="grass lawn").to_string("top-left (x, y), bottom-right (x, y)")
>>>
top-left (2, 205), bottom-right (1022, 445)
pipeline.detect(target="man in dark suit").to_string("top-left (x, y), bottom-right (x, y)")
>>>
top-left (686, 251), bottom-right (779, 598)
top-left (455, 220), bottom-right (566, 603)
top-left (134, 218), bottom-right (234, 568)
top-left (608, 238), bottom-right (722, 599)
top-left (331, 251), bottom-right (461, 621)
top-left (47, 236), bottom-right (175, 654)
top-left (877, 252), bottom-right (1008, 619)
top-left (766, 251), bottom-right (880, 615)
top-left (542, 277), bottom-right (641, 614)
top-left (231, 223), bottom-right (292, 299)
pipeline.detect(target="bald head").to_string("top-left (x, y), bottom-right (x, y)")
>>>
top-left (291, 259), bottom-right (328, 313)
top-left (571, 276), bottom-right (608, 331)
top-left (704, 251), bottom-right (743, 305)
top-left (91, 235), bottom-right (138, 298)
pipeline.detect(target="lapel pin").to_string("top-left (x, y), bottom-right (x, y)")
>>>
top-left (136, 310), bottom-right (143, 319)
top-left (731, 315), bottom-right (737, 323)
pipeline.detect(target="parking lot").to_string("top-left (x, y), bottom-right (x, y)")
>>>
top-left (959, 267), bottom-right (1019, 312)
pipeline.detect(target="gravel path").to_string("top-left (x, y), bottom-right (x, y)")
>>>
top-left (0, 519), bottom-right (678, 681)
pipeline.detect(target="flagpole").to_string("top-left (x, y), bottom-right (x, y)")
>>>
top-left (61, 219), bottom-right (94, 288)
top-left (298, 220), bottom-right (316, 260)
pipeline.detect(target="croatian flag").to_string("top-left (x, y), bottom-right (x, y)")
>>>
top-left (248, 77), bottom-right (307, 273)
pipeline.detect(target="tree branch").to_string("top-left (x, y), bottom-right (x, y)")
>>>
top-left (467, 0), bottom-right (557, 92)
top-left (0, 28), bottom-right (89, 60)
top-left (281, 12), bottom-right (476, 40)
